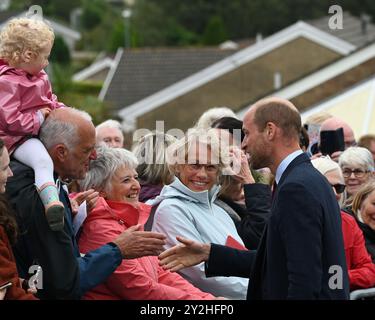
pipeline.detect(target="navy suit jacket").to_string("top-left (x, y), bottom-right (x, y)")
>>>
top-left (206, 153), bottom-right (350, 300)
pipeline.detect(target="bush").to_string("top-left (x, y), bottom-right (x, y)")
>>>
top-left (50, 36), bottom-right (71, 65)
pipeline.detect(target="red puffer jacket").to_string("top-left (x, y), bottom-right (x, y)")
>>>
top-left (341, 212), bottom-right (375, 290)
top-left (78, 197), bottom-right (215, 300)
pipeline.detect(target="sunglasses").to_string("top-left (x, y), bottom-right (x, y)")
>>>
top-left (331, 184), bottom-right (346, 194)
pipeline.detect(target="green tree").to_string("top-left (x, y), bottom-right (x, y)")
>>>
top-left (50, 36), bottom-right (71, 65)
top-left (201, 15), bottom-right (228, 45)
top-left (108, 20), bottom-right (125, 52)
top-left (81, 0), bottom-right (106, 30)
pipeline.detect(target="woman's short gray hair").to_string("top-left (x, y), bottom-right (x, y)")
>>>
top-left (339, 147), bottom-right (374, 172)
top-left (166, 128), bottom-right (230, 176)
top-left (40, 108), bottom-right (92, 150)
top-left (80, 146), bottom-right (138, 194)
top-left (132, 131), bottom-right (176, 185)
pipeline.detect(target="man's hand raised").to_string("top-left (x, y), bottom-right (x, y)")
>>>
top-left (158, 236), bottom-right (211, 272)
top-left (113, 224), bottom-right (166, 259)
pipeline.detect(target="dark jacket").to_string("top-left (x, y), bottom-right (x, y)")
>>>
top-left (218, 183), bottom-right (271, 250)
top-left (5, 161), bottom-right (122, 299)
top-left (139, 182), bottom-right (163, 203)
top-left (206, 153), bottom-right (350, 300)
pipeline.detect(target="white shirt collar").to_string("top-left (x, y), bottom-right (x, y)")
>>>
top-left (275, 150), bottom-right (304, 184)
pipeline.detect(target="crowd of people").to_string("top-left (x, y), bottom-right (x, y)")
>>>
top-left (0, 16), bottom-right (375, 300)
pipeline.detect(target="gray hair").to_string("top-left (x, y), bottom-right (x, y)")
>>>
top-left (40, 108), bottom-right (92, 150)
top-left (339, 147), bottom-right (374, 172)
top-left (195, 107), bottom-right (237, 130)
top-left (80, 146), bottom-right (138, 194)
top-left (132, 131), bottom-right (176, 185)
top-left (96, 119), bottom-right (123, 133)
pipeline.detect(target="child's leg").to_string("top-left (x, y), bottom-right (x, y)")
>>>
top-left (13, 138), bottom-right (55, 188)
top-left (13, 138), bottom-right (64, 231)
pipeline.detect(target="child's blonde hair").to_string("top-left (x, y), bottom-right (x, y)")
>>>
top-left (0, 17), bottom-right (55, 64)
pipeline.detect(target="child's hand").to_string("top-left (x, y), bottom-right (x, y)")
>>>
top-left (40, 108), bottom-right (52, 119)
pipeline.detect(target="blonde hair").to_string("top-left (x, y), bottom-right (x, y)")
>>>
top-left (352, 180), bottom-right (375, 219)
top-left (304, 112), bottom-right (333, 126)
top-left (0, 18), bottom-right (54, 64)
top-left (166, 128), bottom-right (230, 177)
top-left (132, 131), bottom-right (177, 185)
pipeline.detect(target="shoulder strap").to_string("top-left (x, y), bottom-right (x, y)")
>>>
top-left (144, 203), bottom-right (160, 231)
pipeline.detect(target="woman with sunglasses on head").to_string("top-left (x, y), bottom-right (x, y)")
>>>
top-left (311, 157), bottom-right (375, 290)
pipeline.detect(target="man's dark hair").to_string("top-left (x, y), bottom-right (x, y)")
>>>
top-left (211, 117), bottom-right (245, 142)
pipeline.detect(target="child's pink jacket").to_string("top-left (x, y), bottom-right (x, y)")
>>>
top-left (0, 59), bottom-right (65, 153)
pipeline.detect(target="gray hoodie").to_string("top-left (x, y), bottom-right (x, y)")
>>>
top-left (148, 177), bottom-right (249, 299)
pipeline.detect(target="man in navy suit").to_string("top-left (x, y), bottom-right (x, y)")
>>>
top-left (159, 97), bottom-right (349, 300)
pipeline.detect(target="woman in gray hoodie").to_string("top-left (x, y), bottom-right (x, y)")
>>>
top-left (149, 129), bottom-right (249, 299)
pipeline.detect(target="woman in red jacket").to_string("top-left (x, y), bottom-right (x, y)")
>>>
top-left (0, 138), bottom-right (37, 300)
top-left (311, 156), bottom-right (375, 290)
top-left (78, 146), bottom-right (218, 300)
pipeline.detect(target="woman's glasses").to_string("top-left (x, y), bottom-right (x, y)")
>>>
top-left (342, 168), bottom-right (369, 178)
top-left (331, 184), bottom-right (346, 194)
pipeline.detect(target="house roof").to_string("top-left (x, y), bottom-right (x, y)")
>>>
top-left (73, 57), bottom-right (115, 81)
top-left (307, 11), bottom-right (375, 48)
top-left (0, 11), bottom-right (81, 40)
top-left (100, 46), bottom-right (236, 107)
top-left (112, 21), bottom-right (355, 127)
top-left (236, 42), bottom-right (375, 118)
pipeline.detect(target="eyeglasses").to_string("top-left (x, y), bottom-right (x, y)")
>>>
top-left (342, 168), bottom-right (369, 178)
top-left (331, 184), bottom-right (346, 194)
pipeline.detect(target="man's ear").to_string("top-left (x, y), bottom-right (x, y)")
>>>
top-left (265, 122), bottom-right (277, 140)
top-left (21, 49), bottom-right (35, 63)
top-left (54, 144), bottom-right (68, 162)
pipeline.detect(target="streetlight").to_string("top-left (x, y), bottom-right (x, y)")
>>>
top-left (122, 0), bottom-right (134, 49)
top-left (122, 9), bottom-right (132, 49)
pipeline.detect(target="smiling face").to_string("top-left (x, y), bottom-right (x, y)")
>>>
top-left (360, 189), bottom-right (375, 231)
top-left (242, 110), bottom-right (272, 170)
top-left (108, 166), bottom-right (141, 205)
top-left (177, 143), bottom-right (219, 192)
top-left (0, 146), bottom-right (13, 194)
top-left (342, 165), bottom-right (372, 197)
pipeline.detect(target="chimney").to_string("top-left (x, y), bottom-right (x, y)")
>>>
top-left (360, 13), bottom-right (371, 35)
top-left (256, 33), bottom-right (263, 43)
top-left (274, 72), bottom-right (282, 90)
